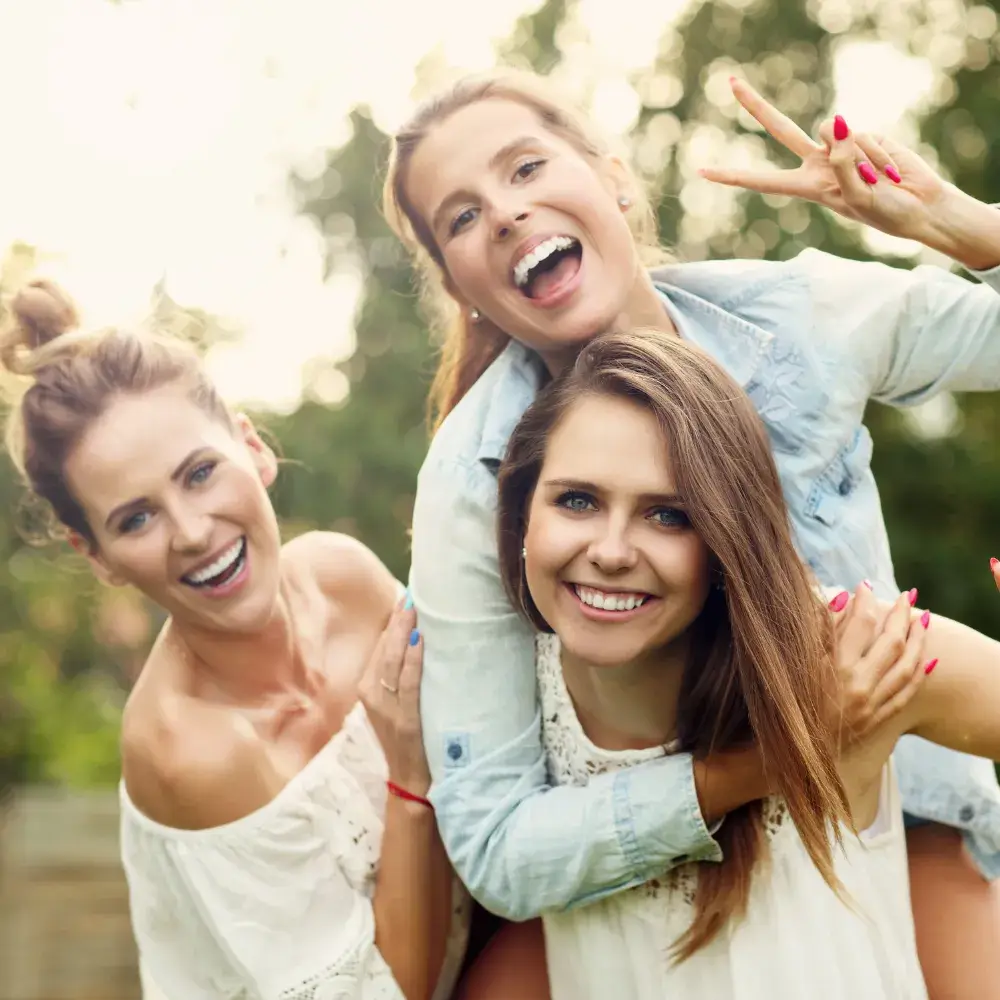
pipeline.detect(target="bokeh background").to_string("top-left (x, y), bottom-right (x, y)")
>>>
top-left (0, 0), bottom-right (997, 992)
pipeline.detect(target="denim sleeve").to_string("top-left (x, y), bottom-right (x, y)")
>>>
top-left (410, 454), bottom-right (722, 921)
top-left (800, 250), bottom-right (1000, 406)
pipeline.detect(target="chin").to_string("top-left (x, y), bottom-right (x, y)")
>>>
top-left (558, 630), bottom-right (654, 670)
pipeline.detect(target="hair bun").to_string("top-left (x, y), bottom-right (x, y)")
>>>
top-left (12, 280), bottom-right (79, 348)
top-left (1, 279), bottom-right (81, 377)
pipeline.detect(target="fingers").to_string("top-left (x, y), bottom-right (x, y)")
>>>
top-left (865, 612), bottom-right (929, 731)
top-left (835, 582), bottom-right (880, 667)
top-left (853, 133), bottom-right (901, 184)
top-left (361, 596), bottom-right (417, 699)
top-left (729, 76), bottom-right (822, 160)
top-left (815, 115), bottom-right (881, 203)
top-left (991, 557), bottom-right (1000, 593)
top-left (698, 164), bottom-right (814, 198)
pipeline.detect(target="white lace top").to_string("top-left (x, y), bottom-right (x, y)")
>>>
top-left (121, 703), bottom-right (470, 1000)
top-left (536, 633), bottom-right (928, 1000)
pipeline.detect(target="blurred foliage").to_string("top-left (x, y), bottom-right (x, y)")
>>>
top-left (1, 0), bottom-right (998, 789)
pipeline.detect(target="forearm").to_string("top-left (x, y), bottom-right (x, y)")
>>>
top-left (373, 797), bottom-right (452, 1000)
top-left (693, 745), bottom-right (770, 825)
top-left (904, 612), bottom-right (1000, 760)
top-left (430, 716), bottom-right (726, 919)
top-left (921, 187), bottom-right (1000, 273)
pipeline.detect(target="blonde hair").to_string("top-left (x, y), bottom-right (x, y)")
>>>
top-left (1, 280), bottom-right (232, 546)
top-left (382, 69), bottom-right (669, 430)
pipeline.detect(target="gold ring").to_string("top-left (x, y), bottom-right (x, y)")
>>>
top-left (380, 679), bottom-right (399, 694)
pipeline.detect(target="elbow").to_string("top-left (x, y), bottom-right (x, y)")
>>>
top-left (445, 834), bottom-right (543, 922)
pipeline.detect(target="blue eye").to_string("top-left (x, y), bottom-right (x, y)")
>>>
top-left (449, 207), bottom-right (477, 236)
top-left (120, 511), bottom-right (150, 534)
top-left (649, 507), bottom-right (690, 528)
top-left (188, 461), bottom-right (216, 486)
top-left (555, 490), bottom-right (596, 513)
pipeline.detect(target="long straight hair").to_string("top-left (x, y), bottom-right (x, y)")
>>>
top-left (496, 329), bottom-right (849, 960)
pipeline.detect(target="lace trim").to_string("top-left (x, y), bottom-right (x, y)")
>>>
top-left (535, 633), bottom-right (790, 908)
top-left (277, 937), bottom-right (401, 1000)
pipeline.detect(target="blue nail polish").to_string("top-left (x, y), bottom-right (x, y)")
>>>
top-left (403, 589), bottom-right (414, 610)
top-left (409, 628), bottom-right (420, 647)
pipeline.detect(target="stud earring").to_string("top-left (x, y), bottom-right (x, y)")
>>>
top-left (470, 307), bottom-right (481, 323)
top-left (618, 195), bottom-right (632, 210)
top-left (522, 546), bottom-right (527, 560)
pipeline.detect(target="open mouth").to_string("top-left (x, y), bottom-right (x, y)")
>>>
top-left (570, 584), bottom-right (657, 614)
top-left (512, 236), bottom-right (582, 300)
top-left (181, 537), bottom-right (247, 590)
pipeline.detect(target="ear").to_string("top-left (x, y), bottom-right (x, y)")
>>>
top-left (597, 154), bottom-right (633, 208)
top-left (68, 531), bottom-right (127, 587)
top-left (234, 413), bottom-right (278, 488)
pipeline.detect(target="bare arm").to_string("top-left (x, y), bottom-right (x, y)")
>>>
top-left (360, 604), bottom-right (453, 1000)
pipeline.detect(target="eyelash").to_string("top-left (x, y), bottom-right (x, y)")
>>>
top-left (118, 461), bottom-right (218, 534)
top-left (553, 490), bottom-right (690, 528)
top-left (447, 158), bottom-right (546, 237)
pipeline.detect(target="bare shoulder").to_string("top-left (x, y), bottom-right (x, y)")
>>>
top-left (285, 530), bottom-right (399, 621)
top-left (121, 651), bottom-right (273, 831)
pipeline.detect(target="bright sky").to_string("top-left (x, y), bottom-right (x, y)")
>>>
top-left (0, 0), bottom-right (937, 411)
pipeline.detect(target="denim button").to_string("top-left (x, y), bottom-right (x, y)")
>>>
top-left (959, 804), bottom-right (975, 823)
top-left (838, 477), bottom-right (851, 496)
top-left (447, 740), bottom-right (463, 761)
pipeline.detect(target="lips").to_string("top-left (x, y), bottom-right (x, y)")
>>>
top-left (181, 537), bottom-right (246, 588)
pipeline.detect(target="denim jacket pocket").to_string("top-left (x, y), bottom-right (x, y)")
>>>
top-left (804, 426), bottom-right (874, 528)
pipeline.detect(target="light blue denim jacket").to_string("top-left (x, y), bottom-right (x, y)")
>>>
top-left (410, 249), bottom-right (1000, 920)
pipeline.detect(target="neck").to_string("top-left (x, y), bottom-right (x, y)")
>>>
top-left (541, 268), bottom-right (675, 376)
top-left (168, 574), bottom-right (310, 706)
top-left (560, 635), bottom-right (690, 752)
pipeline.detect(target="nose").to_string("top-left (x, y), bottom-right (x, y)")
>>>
top-left (490, 203), bottom-right (531, 243)
top-left (170, 505), bottom-right (213, 554)
top-left (586, 520), bottom-right (638, 575)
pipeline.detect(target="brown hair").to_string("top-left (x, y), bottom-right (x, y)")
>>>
top-left (1, 280), bottom-right (232, 547)
top-left (496, 329), bottom-right (849, 961)
top-left (382, 69), bottom-right (669, 431)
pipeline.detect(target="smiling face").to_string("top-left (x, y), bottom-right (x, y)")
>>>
top-left (63, 385), bottom-right (282, 634)
top-left (523, 392), bottom-right (713, 670)
top-left (403, 98), bottom-right (662, 368)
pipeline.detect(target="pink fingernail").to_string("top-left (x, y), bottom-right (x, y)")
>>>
top-left (920, 610), bottom-right (931, 629)
top-left (991, 557), bottom-right (999, 571)
top-left (908, 588), bottom-right (918, 606)
top-left (833, 115), bottom-right (849, 141)
top-left (858, 162), bottom-right (878, 185)
top-left (862, 579), bottom-right (873, 590)
top-left (924, 658), bottom-right (938, 675)
top-left (885, 165), bottom-right (901, 184)
top-left (829, 590), bottom-right (849, 612)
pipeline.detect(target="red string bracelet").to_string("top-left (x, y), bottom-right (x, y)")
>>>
top-left (386, 781), bottom-right (434, 809)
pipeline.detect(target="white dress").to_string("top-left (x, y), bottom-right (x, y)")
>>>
top-left (536, 634), bottom-right (928, 1000)
top-left (120, 703), bottom-right (470, 1000)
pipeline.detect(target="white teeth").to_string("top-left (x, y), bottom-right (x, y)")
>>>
top-left (573, 585), bottom-right (647, 612)
top-left (513, 236), bottom-right (576, 289)
top-left (184, 538), bottom-right (244, 585)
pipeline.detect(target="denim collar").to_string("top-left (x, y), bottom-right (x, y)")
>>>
top-left (474, 268), bottom-right (775, 471)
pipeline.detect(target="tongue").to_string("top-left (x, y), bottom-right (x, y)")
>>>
top-left (529, 254), bottom-right (580, 300)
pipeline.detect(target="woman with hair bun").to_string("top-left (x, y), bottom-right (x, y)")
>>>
top-left (0, 280), bottom-right (471, 1000)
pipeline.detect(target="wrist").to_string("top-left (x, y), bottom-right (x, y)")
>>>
top-left (918, 185), bottom-right (1000, 272)
top-left (694, 746), bottom-right (769, 826)
top-left (386, 779), bottom-right (434, 811)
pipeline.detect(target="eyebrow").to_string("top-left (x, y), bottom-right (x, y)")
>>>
top-left (103, 448), bottom-right (211, 529)
top-left (430, 135), bottom-right (547, 236)
top-left (542, 478), bottom-right (685, 506)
